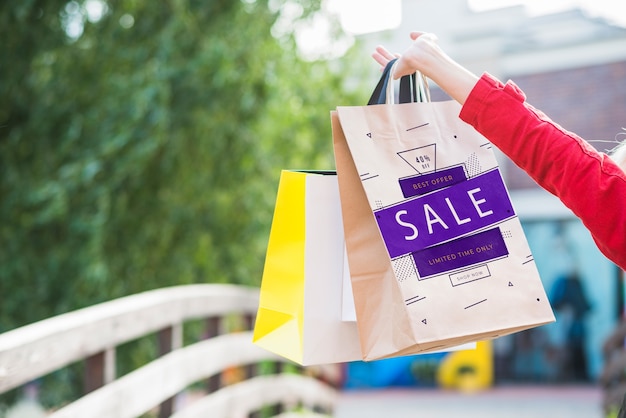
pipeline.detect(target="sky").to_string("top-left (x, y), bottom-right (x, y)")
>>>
top-left (328, 0), bottom-right (626, 35)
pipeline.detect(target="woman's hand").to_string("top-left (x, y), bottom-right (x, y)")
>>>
top-left (372, 31), bottom-right (478, 104)
top-left (372, 32), bottom-right (439, 79)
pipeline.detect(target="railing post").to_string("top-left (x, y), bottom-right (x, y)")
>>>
top-left (157, 324), bottom-right (182, 418)
top-left (244, 313), bottom-right (257, 380)
top-left (273, 362), bottom-right (285, 415)
top-left (85, 347), bottom-right (116, 393)
top-left (84, 351), bottom-right (105, 394)
top-left (206, 316), bottom-right (222, 392)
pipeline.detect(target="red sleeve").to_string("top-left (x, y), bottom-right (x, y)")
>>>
top-left (459, 72), bottom-right (626, 271)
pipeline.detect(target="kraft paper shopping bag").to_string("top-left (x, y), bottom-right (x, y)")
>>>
top-left (252, 170), bottom-right (363, 365)
top-left (332, 60), bottom-right (555, 361)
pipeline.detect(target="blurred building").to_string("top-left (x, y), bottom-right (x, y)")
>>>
top-left (355, 0), bottom-right (626, 383)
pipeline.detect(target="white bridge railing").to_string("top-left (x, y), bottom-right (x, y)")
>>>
top-left (0, 284), bottom-right (340, 418)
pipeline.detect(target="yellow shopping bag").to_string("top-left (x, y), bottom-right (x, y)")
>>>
top-left (252, 170), bottom-right (362, 365)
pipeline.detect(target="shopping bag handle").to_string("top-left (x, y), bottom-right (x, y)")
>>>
top-left (367, 58), bottom-right (430, 105)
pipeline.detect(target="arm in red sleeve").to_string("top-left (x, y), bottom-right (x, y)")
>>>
top-left (459, 72), bottom-right (626, 270)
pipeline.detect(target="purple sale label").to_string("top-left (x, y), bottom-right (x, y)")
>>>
top-left (375, 169), bottom-right (514, 258)
top-left (412, 227), bottom-right (508, 277)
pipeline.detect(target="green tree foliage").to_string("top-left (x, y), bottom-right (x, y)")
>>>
top-left (0, 0), bottom-right (369, 333)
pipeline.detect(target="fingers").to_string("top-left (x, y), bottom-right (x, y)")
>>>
top-left (372, 46), bottom-right (399, 70)
top-left (409, 31), bottom-right (424, 40)
top-left (410, 31), bottom-right (438, 42)
top-left (371, 51), bottom-right (388, 68)
top-left (372, 46), bottom-right (396, 64)
top-left (373, 32), bottom-right (439, 76)
top-left (372, 31), bottom-right (438, 79)
top-left (376, 46), bottom-right (397, 61)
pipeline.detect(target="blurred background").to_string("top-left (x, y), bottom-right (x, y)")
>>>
top-left (1, 0), bottom-right (626, 416)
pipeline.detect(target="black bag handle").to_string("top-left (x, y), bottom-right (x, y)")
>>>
top-left (367, 58), bottom-right (428, 105)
